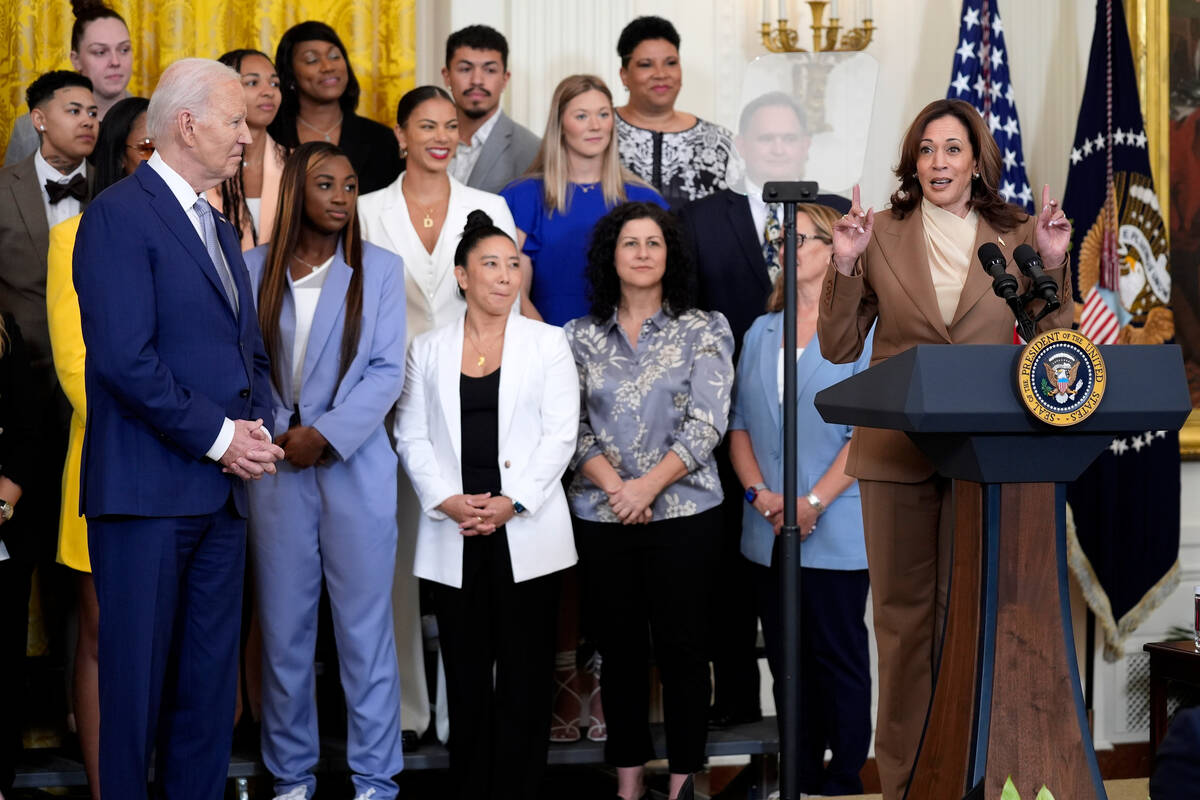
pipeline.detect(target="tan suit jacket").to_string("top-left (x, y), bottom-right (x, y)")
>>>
top-left (818, 207), bottom-right (1074, 483)
top-left (0, 153), bottom-right (90, 402)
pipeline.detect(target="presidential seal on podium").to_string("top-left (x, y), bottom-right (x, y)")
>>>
top-left (1017, 328), bottom-right (1107, 426)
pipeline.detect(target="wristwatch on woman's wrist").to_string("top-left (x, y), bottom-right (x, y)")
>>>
top-left (0, 499), bottom-right (13, 522)
top-left (805, 492), bottom-right (825, 514)
top-left (744, 483), bottom-right (768, 504)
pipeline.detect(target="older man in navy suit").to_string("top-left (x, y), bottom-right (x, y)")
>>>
top-left (73, 58), bottom-right (283, 800)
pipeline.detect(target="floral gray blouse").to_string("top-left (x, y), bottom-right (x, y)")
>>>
top-left (564, 307), bottom-right (735, 523)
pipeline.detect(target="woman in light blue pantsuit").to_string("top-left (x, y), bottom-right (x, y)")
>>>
top-left (244, 142), bottom-right (407, 800)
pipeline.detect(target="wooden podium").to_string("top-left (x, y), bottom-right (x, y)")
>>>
top-left (815, 343), bottom-right (1190, 800)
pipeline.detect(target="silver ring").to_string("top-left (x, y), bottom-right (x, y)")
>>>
top-left (763, 509), bottom-right (771, 518)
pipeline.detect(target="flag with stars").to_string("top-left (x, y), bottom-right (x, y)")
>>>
top-left (946, 0), bottom-right (1033, 211)
top-left (1064, 0), bottom-right (1179, 661)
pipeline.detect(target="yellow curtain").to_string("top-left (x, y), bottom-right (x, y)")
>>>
top-left (0, 0), bottom-right (416, 150)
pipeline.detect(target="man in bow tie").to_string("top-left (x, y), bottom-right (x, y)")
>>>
top-left (0, 70), bottom-right (97, 772)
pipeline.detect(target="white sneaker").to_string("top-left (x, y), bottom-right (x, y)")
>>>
top-left (273, 787), bottom-right (308, 800)
top-left (352, 790), bottom-right (376, 800)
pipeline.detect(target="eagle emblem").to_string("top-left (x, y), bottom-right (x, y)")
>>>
top-left (1042, 356), bottom-right (1082, 403)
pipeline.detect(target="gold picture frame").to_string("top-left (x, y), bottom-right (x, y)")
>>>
top-left (1135, 0), bottom-right (1200, 457)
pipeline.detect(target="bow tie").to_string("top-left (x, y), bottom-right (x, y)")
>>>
top-left (45, 174), bottom-right (87, 205)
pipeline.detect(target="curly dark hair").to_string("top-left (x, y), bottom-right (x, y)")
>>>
top-left (585, 201), bottom-right (693, 320)
top-left (617, 16), bottom-right (680, 67)
top-left (889, 98), bottom-right (1027, 232)
top-left (90, 95), bottom-right (148, 193)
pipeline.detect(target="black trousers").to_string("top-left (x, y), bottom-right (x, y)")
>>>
top-left (429, 529), bottom-right (561, 800)
top-left (0, 552), bottom-right (33, 796)
top-left (574, 506), bottom-right (722, 774)
top-left (755, 541), bottom-right (871, 796)
top-left (709, 445), bottom-right (762, 717)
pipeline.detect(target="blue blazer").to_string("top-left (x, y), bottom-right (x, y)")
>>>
top-left (73, 162), bottom-right (273, 518)
top-left (243, 241), bottom-right (406, 542)
top-left (242, 241), bottom-right (406, 454)
top-left (729, 311), bottom-right (873, 569)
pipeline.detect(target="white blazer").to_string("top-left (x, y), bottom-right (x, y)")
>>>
top-left (358, 172), bottom-right (517, 344)
top-left (394, 311), bottom-right (579, 587)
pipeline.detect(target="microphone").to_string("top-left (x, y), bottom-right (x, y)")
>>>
top-left (1013, 244), bottom-right (1061, 309)
top-left (977, 242), bottom-right (1018, 302)
top-left (977, 242), bottom-right (1034, 341)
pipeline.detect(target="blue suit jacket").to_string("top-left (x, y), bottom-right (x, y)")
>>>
top-left (242, 240), bottom-right (406, 454)
top-left (73, 161), bottom-right (273, 518)
top-left (729, 311), bottom-right (872, 569)
top-left (243, 241), bottom-right (407, 547)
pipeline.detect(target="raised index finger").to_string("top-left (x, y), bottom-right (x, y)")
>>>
top-left (851, 184), bottom-right (862, 214)
top-left (1041, 184), bottom-right (1051, 210)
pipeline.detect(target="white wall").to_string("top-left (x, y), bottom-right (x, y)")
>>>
top-left (417, 0), bottom-right (1199, 750)
top-left (418, 0), bottom-right (1095, 209)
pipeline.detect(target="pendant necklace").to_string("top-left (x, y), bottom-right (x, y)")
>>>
top-left (423, 207), bottom-right (435, 229)
top-left (292, 253), bottom-right (325, 274)
top-left (297, 112), bottom-right (343, 143)
top-left (466, 327), bottom-right (502, 368)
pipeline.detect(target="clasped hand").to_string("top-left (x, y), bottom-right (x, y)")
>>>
top-left (275, 425), bottom-right (331, 470)
top-left (220, 418), bottom-right (285, 480)
top-left (438, 492), bottom-right (515, 536)
top-left (606, 476), bottom-right (655, 525)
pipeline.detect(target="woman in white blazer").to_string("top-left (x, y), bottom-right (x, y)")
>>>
top-left (394, 210), bottom-right (578, 800)
top-left (357, 86), bottom-right (517, 745)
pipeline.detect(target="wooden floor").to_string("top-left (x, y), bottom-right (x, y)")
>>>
top-left (824, 779), bottom-right (1149, 800)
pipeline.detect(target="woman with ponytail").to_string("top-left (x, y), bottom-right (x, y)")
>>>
top-left (394, 209), bottom-right (578, 799)
top-left (243, 141), bottom-right (407, 800)
top-left (5, 0), bottom-right (133, 165)
top-left (207, 49), bottom-right (286, 250)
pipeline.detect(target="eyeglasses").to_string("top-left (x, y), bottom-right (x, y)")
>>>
top-left (126, 138), bottom-right (155, 157)
top-left (797, 233), bottom-right (832, 247)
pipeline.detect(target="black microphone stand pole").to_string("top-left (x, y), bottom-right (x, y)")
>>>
top-left (763, 181), bottom-right (817, 800)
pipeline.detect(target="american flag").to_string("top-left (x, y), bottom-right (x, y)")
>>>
top-left (945, 0), bottom-right (1034, 213)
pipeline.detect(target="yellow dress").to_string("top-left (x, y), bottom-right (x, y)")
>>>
top-left (46, 213), bottom-right (89, 572)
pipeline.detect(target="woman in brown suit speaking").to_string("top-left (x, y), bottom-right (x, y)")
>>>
top-left (817, 98), bottom-right (1074, 800)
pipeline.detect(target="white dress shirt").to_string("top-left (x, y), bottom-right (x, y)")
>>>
top-left (146, 152), bottom-right (247, 462)
top-left (448, 110), bottom-right (501, 184)
top-left (35, 149), bottom-right (86, 229)
top-left (291, 256), bottom-right (333, 402)
top-left (745, 178), bottom-right (780, 248)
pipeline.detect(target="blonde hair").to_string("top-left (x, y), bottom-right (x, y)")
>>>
top-left (524, 74), bottom-right (646, 213)
top-left (766, 203), bottom-right (839, 313)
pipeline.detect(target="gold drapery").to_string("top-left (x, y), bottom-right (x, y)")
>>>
top-left (0, 0), bottom-right (416, 149)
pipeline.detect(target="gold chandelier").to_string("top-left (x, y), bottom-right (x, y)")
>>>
top-left (760, 0), bottom-right (875, 53)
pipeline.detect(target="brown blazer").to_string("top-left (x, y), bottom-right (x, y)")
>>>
top-left (818, 207), bottom-right (1074, 483)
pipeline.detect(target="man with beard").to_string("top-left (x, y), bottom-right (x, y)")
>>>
top-left (443, 25), bottom-right (540, 194)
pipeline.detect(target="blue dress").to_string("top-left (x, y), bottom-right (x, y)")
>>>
top-left (500, 177), bottom-right (667, 327)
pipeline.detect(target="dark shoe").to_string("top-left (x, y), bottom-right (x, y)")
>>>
top-left (401, 729), bottom-right (420, 752)
top-left (707, 705), bottom-right (763, 730)
top-left (673, 775), bottom-right (695, 800)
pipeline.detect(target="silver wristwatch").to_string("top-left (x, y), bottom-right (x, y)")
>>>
top-left (0, 499), bottom-right (13, 522)
top-left (804, 492), bottom-right (825, 514)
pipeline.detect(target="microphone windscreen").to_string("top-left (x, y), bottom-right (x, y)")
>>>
top-left (1013, 243), bottom-right (1040, 267)
top-left (977, 242), bottom-right (1005, 264)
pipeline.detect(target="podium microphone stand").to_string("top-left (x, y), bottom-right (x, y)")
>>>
top-left (763, 180), bottom-right (819, 800)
